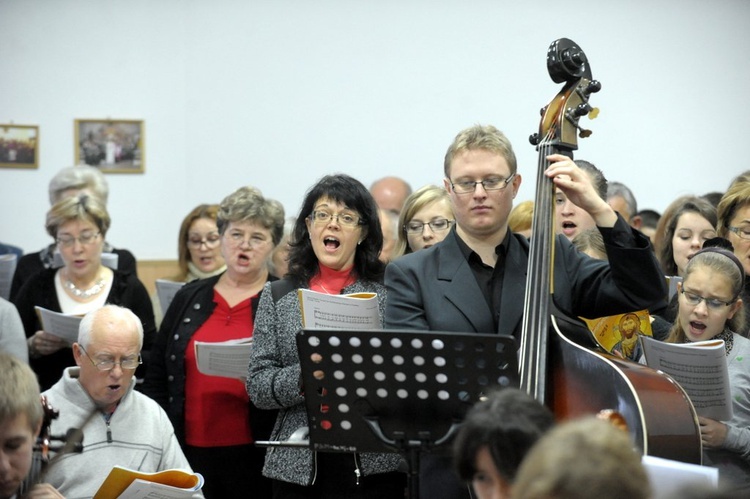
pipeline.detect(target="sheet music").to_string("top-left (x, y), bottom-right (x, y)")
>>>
top-left (298, 289), bottom-right (380, 330)
top-left (194, 338), bottom-right (253, 378)
top-left (34, 306), bottom-right (82, 344)
top-left (641, 336), bottom-right (732, 420)
top-left (155, 279), bottom-right (185, 314)
top-left (93, 465), bottom-right (204, 499)
top-left (0, 253), bottom-right (16, 300)
top-left (115, 478), bottom-right (204, 499)
top-left (642, 455), bottom-right (718, 499)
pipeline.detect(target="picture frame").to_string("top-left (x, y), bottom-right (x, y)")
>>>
top-left (74, 119), bottom-right (144, 173)
top-left (0, 124), bottom-right (39, 169)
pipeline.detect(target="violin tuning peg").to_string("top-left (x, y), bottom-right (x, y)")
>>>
top-left (579, 129), bottom-right (593, 138)
top-left (529, 133), bottom-right (540, 146)
top-left (588, 107), bottom-right (600, 119)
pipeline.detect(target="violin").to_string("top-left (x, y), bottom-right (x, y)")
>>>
top-left (519, 38), bottom-right (702, 463)
top-left (21, 396), bottom-right (84, 493)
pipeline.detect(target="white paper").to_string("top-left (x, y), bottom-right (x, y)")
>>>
top-left (194, 338), bottom-right (253, 378)
top-left (34, 306), bottom-right (82, 344)
top-left (641, 336), bottom-right (732, 420)
top-left (298, 289), bottom-right (380, 330)
top-left (155, 279), bottom-right (185, 314)
top-left (115, 477), bottom-right (203, 499)
top-left (642, 455), bottom-right (718, 499)
top-left (0, 253), bottom-right (16, 300)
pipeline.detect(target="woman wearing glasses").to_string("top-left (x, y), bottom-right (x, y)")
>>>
top-left (247, 174), bottom-right (405, 497)
top-left (394, 184), bottom-right (455, 258)
top-left (151, 204), bottom-right (227, 325)
top-left (717, 173), bottom-right (750, 335)
top-left (11, 194), bottom-right (155, 390)
top-left (142, 186), bottom-right (284, 499)
top-left (664, 244), bottom-right (749, 491)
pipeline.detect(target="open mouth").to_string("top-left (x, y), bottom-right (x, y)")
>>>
top-left (562, 221), bottom-right (577, 230)
top-left (689, 321), bottom-right (707, 332)
top-left (324, 237), bottom-right (340, 250)
top-left (108, 384), bottom-right (121, 392)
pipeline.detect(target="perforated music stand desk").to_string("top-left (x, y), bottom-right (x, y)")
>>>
top-left (296, 328), bottom-right (518, 498)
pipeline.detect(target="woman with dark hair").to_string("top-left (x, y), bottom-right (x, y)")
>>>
top-left (142, 186), bottom-right (284, 499)
top-left (247, 174), bottom-right (405, 497)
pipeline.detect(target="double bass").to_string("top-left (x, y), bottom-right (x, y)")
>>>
top-left (519, 38), bottom-right (701, 463)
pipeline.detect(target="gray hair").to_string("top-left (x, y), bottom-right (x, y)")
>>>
top-left (78, 305), bottom-right (144, 350)
top-left (49, 165), bottom-right (109, 205)
top-left (216, 186), bottom-right (285, 245)
top-left (607, 181), bottom-right (638, 220)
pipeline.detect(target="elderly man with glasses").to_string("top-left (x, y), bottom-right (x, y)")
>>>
top-left (39, 305), bottom-right (200, 498)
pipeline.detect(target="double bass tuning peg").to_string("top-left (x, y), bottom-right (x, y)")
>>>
top-left (572, 103), bottom-right (600, 120)
top-left (585, 80), bottom-right (602, 95)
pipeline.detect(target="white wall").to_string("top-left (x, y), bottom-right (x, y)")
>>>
top-left (1, 0), bottom-right (748, 259)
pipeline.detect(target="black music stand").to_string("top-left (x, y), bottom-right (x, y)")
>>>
top-left (296, 329), bottom-right (519, 499)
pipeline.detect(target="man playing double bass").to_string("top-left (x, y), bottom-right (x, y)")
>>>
top-left (384, 124), bottom-right (667, 499)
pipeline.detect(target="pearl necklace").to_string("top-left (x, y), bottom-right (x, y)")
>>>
top-left (64, 276), bottom-right (106, 298)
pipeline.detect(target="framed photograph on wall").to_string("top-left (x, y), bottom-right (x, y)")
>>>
top-left (0, 124), bottom-right (39, 169)
top-left (74, 119), bottom-right (144, 173)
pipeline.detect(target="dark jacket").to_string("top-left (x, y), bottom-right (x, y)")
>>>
top-left (12, 267), bottom-right (155, 390)
top-left (141, 273), bottom-right (277, 446)
top-left (10, 245), bottom-right (137, 301)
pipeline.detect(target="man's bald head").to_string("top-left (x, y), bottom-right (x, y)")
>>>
top-left (370, 176), bottom-right (412, 215)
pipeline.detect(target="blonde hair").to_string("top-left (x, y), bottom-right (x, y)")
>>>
top-left (513, 417), bottom-right (650, 499)
top-left (0, 352), bottom-right (43, 430)
top-left (45, 194), bottom-right (111, 239)
top-left (394, 185), bottom-right (452, 257)
top-left (443, 124), bottom-right (517, 178)
top-left (508, 200), bottom-right (534, 234)
top-left (717, 174), bottom-right (750, 239)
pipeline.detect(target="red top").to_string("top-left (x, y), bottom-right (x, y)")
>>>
top-left (308, 263), bottom-right (356, 295)
top-left (184, 290), bottom-right (255, 447)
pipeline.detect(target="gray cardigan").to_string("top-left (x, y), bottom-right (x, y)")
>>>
top-left (247, 279), bottom-right (402, 486)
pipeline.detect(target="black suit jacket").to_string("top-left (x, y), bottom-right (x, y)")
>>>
top-left (385, 216), bottom-right (666, 340)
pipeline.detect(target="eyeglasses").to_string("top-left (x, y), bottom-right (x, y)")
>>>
top-left (449, 174), bottom-right (516, 195)
top-left (728, 226), bottom-right (750, 241)
top-left (187, 232), bottom-right (221, 249)
top-left (404, 218), bottom-right (455, 234)
top-left (680, 289), bottom-right (736, 311)
top-left (309, 210), bottom-right (363, 228)
top-left (56, 231), bottom-right (101, 248)
top-left (79, 345), bottom-right (142, 371)
top-left (225, 231), bottom-right (271, 249)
